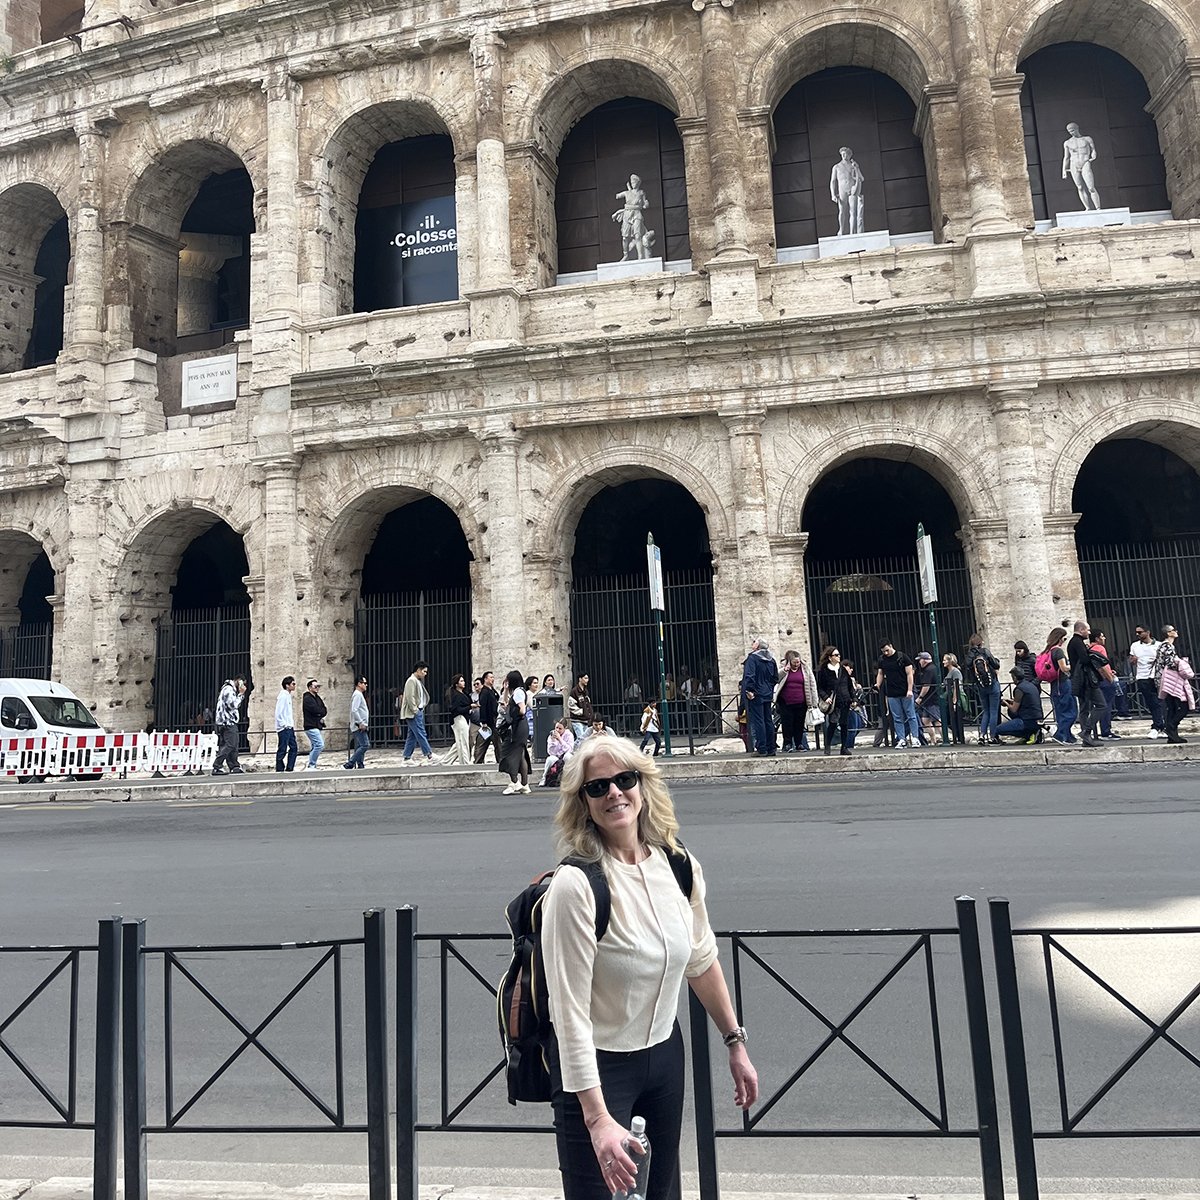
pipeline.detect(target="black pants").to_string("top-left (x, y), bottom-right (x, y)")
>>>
top-left (947, 701), bottom-right (965, 744)
top-left (1164, 694), bottom-right (1189, 739)
top-left (778, 701), bottom-right (807, 749)
top-left (548, 1023), bottom-right (685, 1200)
top-left (824, 702), bottom-right (851, 753)
top-left (1077, 685), bottom-right (1106, 739)
top-left (213, 724), bottom-right (239, 771)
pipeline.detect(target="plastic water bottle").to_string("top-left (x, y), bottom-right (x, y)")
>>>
top-left (612, 1115), bottom-right (651, 1200)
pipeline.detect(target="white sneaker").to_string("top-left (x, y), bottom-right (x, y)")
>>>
top-left (520, 784), bottom-right (532, 794)
top-left (1147, 729), bottom-right (1163, 739)
top-left (502, 783), bottom-right (519, 795)
top-left (896, 738), bottom-right (908, 748)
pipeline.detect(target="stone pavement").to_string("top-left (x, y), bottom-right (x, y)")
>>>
top-left (2, 722), bottom-right (1198, 804)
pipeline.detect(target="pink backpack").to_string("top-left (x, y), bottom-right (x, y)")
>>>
top-left (1034, 651), bottom-right (1059, 683)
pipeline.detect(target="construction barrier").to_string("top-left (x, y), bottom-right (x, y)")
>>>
top-left (0, 731), bottom-right (217, 781)
top-left (0, 734), bottom-right (52, 779)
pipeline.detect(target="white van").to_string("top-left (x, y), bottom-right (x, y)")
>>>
top-left (0, 678), bottom-right (104, 738)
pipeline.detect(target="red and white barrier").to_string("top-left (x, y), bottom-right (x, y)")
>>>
top-left (0, 730), bottom-right (218, 782)
top-left (0, 735), bottom-right (51, 779)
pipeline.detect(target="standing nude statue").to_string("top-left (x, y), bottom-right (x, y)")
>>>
top-left (611, 174), bottom-right (656, 261)
top-left (1062, 122), bottom-right (1102, 210)
top-left (830, 147), bottom-right (865, 235)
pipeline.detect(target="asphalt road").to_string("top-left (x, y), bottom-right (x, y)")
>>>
top-left (1, 765), bottom-right (1198, 1191)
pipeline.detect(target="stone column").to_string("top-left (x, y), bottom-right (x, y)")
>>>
top-left (70, 122), bottom-right (107, 353)
top-left (720, 407), bottom-right (776, 647)
top-left (467, 27), bottom-right (520, 347)
top-left (176, 234), bottom-right (242, 335)
top-left (695, 0), bottom-right (761, 322)
top-left (736, 106), bottom-right (776, 262)
top-left (957, 517), bottom-right (1013, 650)
top-left (257, 459), bottom-right (301, 742)
top-left (991, 74), bottom-right (1037, 229)
top-left (62, 477), bottom-right (110, 714)
top-left (264, 65), bottom-right (301, 318)
top-left (1043, 513), bottom-right (1086, 622)
top-left (479, 427), bottom-right (527, 672)
top-left (947, 0), bottom-right (1031, 296)
top-left (1147, 59), bottom-right (1200, 220)
top-left (769, 533), bottom-right (811, 657)
top-left (988, 385), bottom-right (1057, 646)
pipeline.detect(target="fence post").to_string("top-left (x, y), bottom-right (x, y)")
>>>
top-left (687, 987), bottom-right (720, 1200)
top-left (396, 905), bottom-right (419, 1200)
top-left (956, 896), bottom-right (1006, 1200)
top-left (989, 898), bottom-right (1040, 1200)
top-left (122, 920), bottom-right (148, 1200)
top-left (92, 917), bottom-right (122, 1200)
top-left (363, 909), bottom-right (391, 1200)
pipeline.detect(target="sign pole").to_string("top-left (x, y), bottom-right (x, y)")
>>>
top-left (917, 523), bottom-right (950, 745)
top-left (647, 535), bottom-right (672, 756)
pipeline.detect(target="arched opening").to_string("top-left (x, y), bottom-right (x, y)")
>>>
top-left (0, 534), bottom-right (54, 678)
top-left (354, 496), bottom-right (473, 745)
top-left (152, 519), bottom-right (252, 734)
top-left (177, 168), bottom-right (254, 350)
top-left (568, 479), bottom-right (717, 733)
top-left (801, 458), bottom-right (977, 716)
top-left (354, 135), bottom-right (458, 311)
top-left (772, 66), bottom-right (933, 256)
top-left (0, 184), bottom-right (69, 374)
top-left (320, 102), bottom-right (456, 316)
top-left (40, 0), bottom-right (82, 42)
top-left (555, 98), bottom-right (690, 283)
top-left (1074, 437), bottom-right (1200, 656)
top-left (124, 143), bottom-right (256, 358)
top-left (1019, 43), bottom-right (1170, 225)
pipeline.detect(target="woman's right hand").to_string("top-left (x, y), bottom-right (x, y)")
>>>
top-left (587, 1113), bottom-right (641, 1195)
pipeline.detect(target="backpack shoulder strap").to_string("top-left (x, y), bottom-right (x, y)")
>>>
top-left (667, 843), bottom-right (694, 901)
top-left (560, 857), bottom-right (611, 941)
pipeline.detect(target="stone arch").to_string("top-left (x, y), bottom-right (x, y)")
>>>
top-left (521, 53), bottom-right (701, 164)
top-left (0, 527), bottom-right (59, 628)
top-left (1049, 402), bottom-right (1200, 516)
top-left (116, 139), bottom-right (259, 356)
top-left (315, 471), bottom-right (482, 596)
top-left (776, 425), bottom-right (1000, 539)
top-left (313, 99), bottom-right (461, 317)
top-left (995, 0), bottom-right (1195, 91)
top-left (747, 15), bottom-right (950, 112)
top-left (0, 182), bottom-right (70, 373)
top-left (536, 447), bottom-right (734, 567)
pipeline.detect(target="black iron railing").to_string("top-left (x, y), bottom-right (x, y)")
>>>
top-left (0, 919), bottom-right (122, 1200)
top-left (121, 911), bottom-right (390, 1200)
top-left (0, 621), bottom-right (53, 679)
top-left (989, 898), bottom-right (1200, 1200)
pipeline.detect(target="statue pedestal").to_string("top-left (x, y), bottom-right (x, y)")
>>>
top-left (818, 230), bottom-right (891, 258)
top-left (596, 257), bottom-right (664, 281)
top-left (1054, 207), bottom-right (1131, 229)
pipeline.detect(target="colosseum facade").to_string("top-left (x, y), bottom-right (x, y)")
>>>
top-left (2, 0), bottom-right (1200, 739)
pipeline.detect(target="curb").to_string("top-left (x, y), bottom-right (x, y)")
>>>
top-left (1, 737), bottom-right (1197, 804)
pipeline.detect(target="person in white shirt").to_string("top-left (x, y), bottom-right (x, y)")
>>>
top-left (274, 676), bottom-right (297, 772)
top-left (1128, 625), bottom-right (1165, 737)
top-left (542, 736), bottom-right (757, 1200)
top-left (344, 676), bottom-right (370, 770)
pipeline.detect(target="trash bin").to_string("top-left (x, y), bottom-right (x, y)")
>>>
top-left (530, 693), bottom-right (564, 762)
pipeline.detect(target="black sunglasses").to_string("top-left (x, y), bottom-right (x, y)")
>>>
top-left (582, 769), bottom-right (641, 799)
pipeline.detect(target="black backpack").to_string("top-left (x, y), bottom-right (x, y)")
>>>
top-left (498, 847), bottom-right (694, 1104)
top-left (971, 651), bottom-right (997, 689)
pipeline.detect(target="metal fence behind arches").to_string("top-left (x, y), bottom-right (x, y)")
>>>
top-left (1078, 537), bottom-right (1200, 655)
top-left (0, 621), bottom-right (53, 679)
top-left (153, 606), bottom-right (252, 743)
top-left (353, 589), bottom-right (472, 746)
top-left (805, 551), bottom-right (977, 726)
top-left (569, 568), bottom-right (720, 723)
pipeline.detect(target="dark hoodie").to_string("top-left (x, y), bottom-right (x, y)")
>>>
top-left (740, 646), bottom-right (778, 698)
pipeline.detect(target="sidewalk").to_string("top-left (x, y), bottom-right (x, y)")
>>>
top-left (1, 721), bottom-right (1196, 804)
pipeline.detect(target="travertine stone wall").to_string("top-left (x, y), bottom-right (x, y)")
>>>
top-left (1, 0), bottom-right (1200, 730)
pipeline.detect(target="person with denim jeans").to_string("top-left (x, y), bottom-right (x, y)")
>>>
top-left (740, 637), bottom-right (779, 756)
top-left (401, 661), bottom-right (436, 764)
top-left (965, 634), bottom-right (1002, 744)
top-left (875, 642), bottom-right (922, 747)
top-left (344, 676), bottom-right (370, 769)
top-left (1040, 627), bottom-right (1076, 742)
top-left (1128, 626), bottom-right (1165, 737)
top-left (302, 679), bottom-right (327, 768)
top-left (274, 676), bottom-right (298, 771)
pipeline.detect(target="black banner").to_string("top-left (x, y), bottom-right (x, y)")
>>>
top-left (356, 195), bottom-right (459, 309)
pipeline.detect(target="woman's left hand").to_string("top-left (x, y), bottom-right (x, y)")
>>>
top-left (728, 1044), bottom-right (758, 1109)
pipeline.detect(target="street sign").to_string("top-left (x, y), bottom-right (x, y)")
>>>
top-left (647, 535), bottom-right (666, 611)
top-left (917, 523), bottom-right (938, 606)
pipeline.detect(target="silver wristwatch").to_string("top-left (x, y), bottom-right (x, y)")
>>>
top-left (722, 1026), bottom-right (748, 1047)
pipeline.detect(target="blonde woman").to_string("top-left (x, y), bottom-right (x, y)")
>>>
top-left (541, 736), bottom-right (757, 1200)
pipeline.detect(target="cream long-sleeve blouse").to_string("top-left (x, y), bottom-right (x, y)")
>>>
top-left (541, 846), bottom-right (720, 1093)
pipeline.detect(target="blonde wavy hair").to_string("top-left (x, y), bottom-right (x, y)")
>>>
top-left (555, 735), bottom-right (680, 862)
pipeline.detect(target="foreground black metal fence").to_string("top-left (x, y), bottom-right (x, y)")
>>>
top-left (7, 900), bottom-right (1198, 1200)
